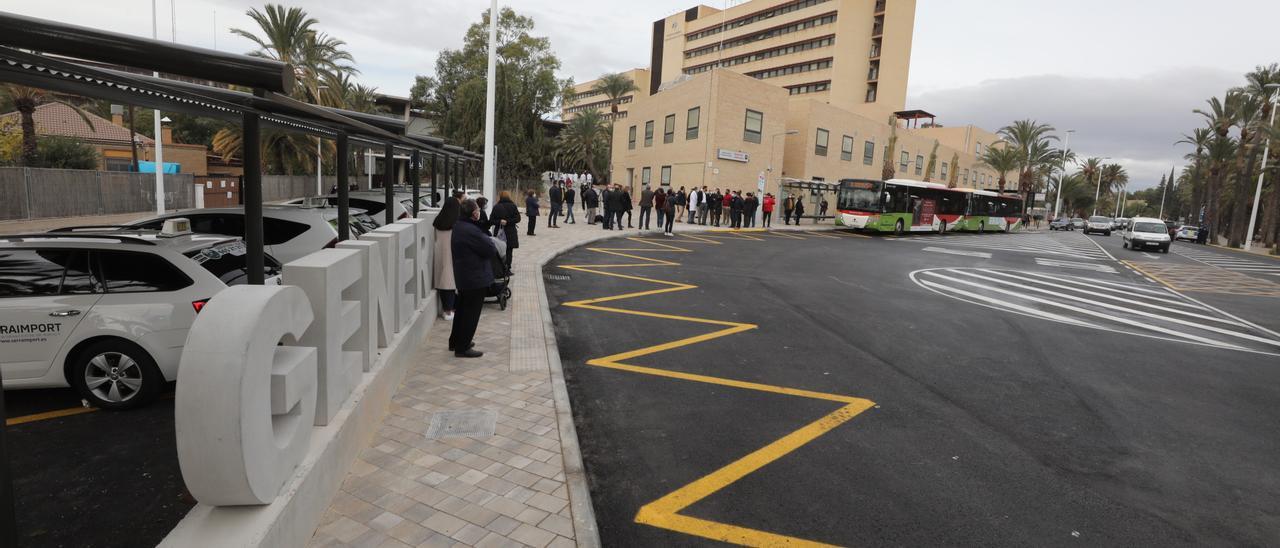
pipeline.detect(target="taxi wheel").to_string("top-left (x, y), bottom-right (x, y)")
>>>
top-left (68, 340), bottom-right (163, 410)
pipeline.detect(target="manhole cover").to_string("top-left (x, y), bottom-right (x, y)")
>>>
top-left (425, 409), bottom-right (497, 439)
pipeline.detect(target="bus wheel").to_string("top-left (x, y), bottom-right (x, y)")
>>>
top-left (894, 219), bottom-right (904, 236)
top-left (978, 221), bottom-right (985, 234)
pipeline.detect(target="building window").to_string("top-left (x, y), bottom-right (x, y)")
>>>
top-left (644, 120), bottom-right (654, 147)
top-left (963, 169), bottom-right (970, 184)
top-left (787, 81), bottom-right (831, 95)
top-left (748, 58), bottom-right (832, 80)
top-left (660, 165), bottom-right (671, 186)
top-left (863, 140), bottom-right (875, 165)
top-left (105, 158), bottom-right (133, 172)
top-left (664, 114), bottom-right (675, 144)
top-left (628, 125), bottom-right (636, 150)
top-left (684, 35), bottom-right (835, 75)
top-left (915, 155), bottom-right (924, 176)
top-left (841, 135), bottom-right (854, 161)
top-left (975, 141), bottom-right (982, 160)
top-left (642, 166), bottom-right (652, 186)
top-left (865, 83), bottom-right (877, 102)
top-left (941, 162), bottom-right (948, 180)
top-left (744, 109), bottom-right (763, 143)
top-left (899, 151), bottom-right (908, 172)
top-left (685, 0), bottom-right (833, 41)
top-left (815, 128), bottom-right (829, 156)
top-left (684, 12), bottom-right (839, 59)
top-left (686, 107), bottom-right (700, 140)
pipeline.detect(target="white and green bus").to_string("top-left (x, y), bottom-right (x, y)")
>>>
top-left (835, 179), bottom-right (1024, 235)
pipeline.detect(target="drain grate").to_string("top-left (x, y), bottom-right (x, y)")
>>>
top-left (546, 274), bottom-right (571, 281)
top-left (425, 409), bottom-right (497, 440)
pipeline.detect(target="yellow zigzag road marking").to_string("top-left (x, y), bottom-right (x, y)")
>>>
top-left (559, 236), bottom-right (875, 547)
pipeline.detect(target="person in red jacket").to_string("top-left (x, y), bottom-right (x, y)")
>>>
top-left (721, 191), bottom-right (733, 227)
top-left (762, 193), bottom-right (776, 228)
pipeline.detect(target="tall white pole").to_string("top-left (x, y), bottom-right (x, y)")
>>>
top-left (481, 0), bottom-right (499, 209)
top-left (1053, 130), bottom-right (1072, 220)
top-left (152, 0), bottom-right (165, 214)
top-left (1091, 158), bottom-right (1108, 217)
top-left (1157, 172), bottom-right (1168, 219)
top-left (1244, 94), bottom-right (1278, 251)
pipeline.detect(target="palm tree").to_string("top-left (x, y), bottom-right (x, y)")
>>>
top-left (1226, 92), bottom-right (1263, 246)
top-left (555, 110), bottom-right (609, 184)
top-left (923, 140), bottom-right (939, 182)
top-left (590, 73), bottom-right (638, 120)
top-left (2, 85), bottom-right (95, 167)
top-left (979, 144), bottom-right (1020, 192)
top-left (1176, 128), bottom-right (1213, 224)
top-left (999, 119), bottom-right (1058, 190)
top-left (882, 115), bottom-right (899, 181)
top-left (1202, 134), bottom-right (1237, 242)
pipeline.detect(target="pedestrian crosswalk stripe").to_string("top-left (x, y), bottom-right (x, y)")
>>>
top-left (911, 267), bottom-right (1280, 356)
top-left (894, 233), bottom-right (1110, 260)
top-left (923, 246), bottom-right (992, 259)
top-left (1035, 258), bottom-right (1117, 273)
top-left (1174, 247), bottom-right (1280, 275)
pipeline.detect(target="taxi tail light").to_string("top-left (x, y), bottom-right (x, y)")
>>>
top-left (192, 299), bottom-right (210, 313)
top-left (398, 211), bottom-right (409, 220)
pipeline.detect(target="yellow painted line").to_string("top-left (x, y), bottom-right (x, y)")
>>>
top-left (559, 232), bottom-right (874, 545)
top-left (798, 231), bottom-right (840, 239)
top-left (7, 405), bottom-right (97, 425)
top-left (829, 230), bottom-right (871, 239)
top-left (1124, 260), bottom-right (1184, 291)
top-left (761, 231), bottom-right (807, 240)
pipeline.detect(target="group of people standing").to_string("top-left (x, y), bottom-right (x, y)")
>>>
top-left (431, 190), bottom-right (503, 359)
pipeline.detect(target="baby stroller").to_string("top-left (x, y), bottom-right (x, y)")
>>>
top-left (485, 235), bottom-right (512, 310)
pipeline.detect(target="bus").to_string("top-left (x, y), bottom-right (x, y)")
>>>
top-left (835, 178), bottom-right (968, 235)
top-left (950, 188), bottom-right (1025, 233)
top-left (835, 179), bottom-right (1025, 234)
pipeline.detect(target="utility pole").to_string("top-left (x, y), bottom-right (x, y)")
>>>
top-left (1245, 85), bottom-right (1280, 251)
top-left (481, 0), bottom-right (499, 209)
top-left (151, 0), bottom-right (165, 214)
top-left (1053, 130), bottom-right (1073, 220)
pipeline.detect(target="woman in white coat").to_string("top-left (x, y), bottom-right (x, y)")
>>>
top-left (433, 197), bottom-right (460, 320)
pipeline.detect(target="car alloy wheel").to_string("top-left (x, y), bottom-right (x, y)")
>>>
top-left (84, 352), bottom-right (143, 404)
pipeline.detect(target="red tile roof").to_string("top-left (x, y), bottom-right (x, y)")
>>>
top-left (0, 103), bottom-right (153, 145)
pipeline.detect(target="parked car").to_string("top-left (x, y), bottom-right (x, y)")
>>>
top-left (1084, 215), bottom-right (1113, 236)
top-left (1175, 225), bottom-right (1201, 242)
top-left (1070, 217), bottom-right (1087, 229)
top-left (0, 221), bottom-right (281, 409)
top-left (1123, 216), bottom-right (1172, 253)
top-left (281, 191), bottom-right (417, 226)
top-left (127, 206), bottom-right (370, 263)
top-left (1049, 218), bottom-right (1075, 231)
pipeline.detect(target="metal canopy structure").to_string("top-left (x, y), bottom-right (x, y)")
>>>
top-left (0, 11), bottom-right (474, 278)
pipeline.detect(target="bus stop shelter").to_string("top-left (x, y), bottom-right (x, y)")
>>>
top-left (779, 178), bottom-right (840, 223)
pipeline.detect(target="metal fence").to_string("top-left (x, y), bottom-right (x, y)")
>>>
top-left (0, 167), bottom-right (195, 221)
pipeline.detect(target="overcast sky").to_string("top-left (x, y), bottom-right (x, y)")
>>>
top-left (5, 0), bottom-right (1278, 188)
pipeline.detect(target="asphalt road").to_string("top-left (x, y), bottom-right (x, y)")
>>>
top-left (544, 229), bottom-right (1280, 546)
top-left (4, 385), bottom-right (192, 547)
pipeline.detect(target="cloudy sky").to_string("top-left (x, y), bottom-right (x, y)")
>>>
top-left (6, 0), bottom-right (1278, 188)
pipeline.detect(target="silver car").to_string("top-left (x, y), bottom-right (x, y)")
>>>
top-left (128, 206), bottom-right (372, 264)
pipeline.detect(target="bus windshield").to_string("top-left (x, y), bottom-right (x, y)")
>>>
top-left (838, 180), bottom-right (882, 212)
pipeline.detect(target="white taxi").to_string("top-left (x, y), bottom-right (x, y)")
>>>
top-left (0, 220), bottom-right (281, 409)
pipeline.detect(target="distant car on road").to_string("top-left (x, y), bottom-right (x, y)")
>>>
top-left (1049, 218), bottom-right (1075, 231)
top-left (1123, 216), bottom-right (1172, 253)
top-left (1084, 216), bottom-right (1113, 236)
top-left (1175, 225), bottom-right (1201, 242)
top-left (1070, 217), bottom-right (1086, 229)
top-left (1112, 217), bottom-right (1130, 230)
top-left (0, 221), bottom-right (282, 409)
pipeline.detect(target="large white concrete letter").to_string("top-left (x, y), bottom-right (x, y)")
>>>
top-left (365, 225), bottom-right (415, 332)
top-left (174, 285), bottom-right (317, 505)
top-left (395, 217), bottom-right (431, 309)
top-left (283, 248), bottom-right (365, 426)
top-left (351, 233), bottom-right (397, 348)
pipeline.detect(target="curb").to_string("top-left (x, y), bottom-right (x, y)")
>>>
top-left (1208, 243), bottom-right (1280, 261)
top-left (530, 224), bottom-right (841, 546)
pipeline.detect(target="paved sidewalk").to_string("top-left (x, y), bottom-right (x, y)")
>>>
top-left (308, 214), bottom-right (832, 548)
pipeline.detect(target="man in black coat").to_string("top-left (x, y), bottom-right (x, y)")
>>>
top-left (449, 199), bottom-right (499, 358)
top-left (490, 192), bottom-right (521, 275)
top-left (730, 191), bottom-right (744, 228)
top-left (600, 186), bottom-right (614, 229)
top-left (547, 183), bottom-right (562, 228)
top-left (583, 185), bottom-right (599, 225)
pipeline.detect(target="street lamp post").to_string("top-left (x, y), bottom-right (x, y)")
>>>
top-left (1244, 83), bottom-right (1280, 251)
top-left (767, 129), bottom-right (799, 227)
top-left (1052, 130), bottom-right (1074, 220)
top-left (1091, 156), bottom-right (1111, 217)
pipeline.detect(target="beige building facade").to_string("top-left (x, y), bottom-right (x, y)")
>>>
top-left (611, 69), bottom-right (1008, 198)
top-left (562, 67), bottom-right (651, 121)
top-left (651, 0), bottom-right (914, 123)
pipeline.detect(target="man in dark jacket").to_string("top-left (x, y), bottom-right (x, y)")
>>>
top-left (744, 192), bottom-right (759, 228)
top-left (563, 185), bottom-right (576, 224)
top-left (607, 185), bottom-right (627, 230)
top-left (620, 186), bottom-right (634, 228)
top-left (547, 182), bottom-right (562, 228)
top-left (449, 199), bottom-right (498, 358)
top-left (708, 189), bottom-right (722, 227)
top-left (525, 190), bottom-right (540, 236)
top-left (600, 186), bottom-right (613, 229)
top-left (730, 191), bottom-right (744, 228)
top-left (638, 185), bottom-right (654, 230)
top-left (583, 186), bottom-right (599, 225)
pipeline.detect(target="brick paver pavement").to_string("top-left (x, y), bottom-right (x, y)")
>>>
top-left (309, 211), bottom-right (832, 547)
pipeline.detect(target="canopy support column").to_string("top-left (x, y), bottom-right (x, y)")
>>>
top-left (336, 132), bottom-right (350, 241)
top-left (243, 111), bottom-right (264, 285)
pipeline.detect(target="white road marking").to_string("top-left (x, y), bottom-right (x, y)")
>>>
top-left (1032, 271), bottom-right (1175, 298)
top-left (923, 246), bottom-right (992, 259)
top-left (1035, 258), bottom-right (1117, 273)
top-left (980, 270), bottom-right (1242, 326)
top-left (1174, 247), bottom-right (1280, 275)
top-left (1080, 232), bottom-right (1118, 262)
top-left (1019, 271), bottom-right (1201, 307)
